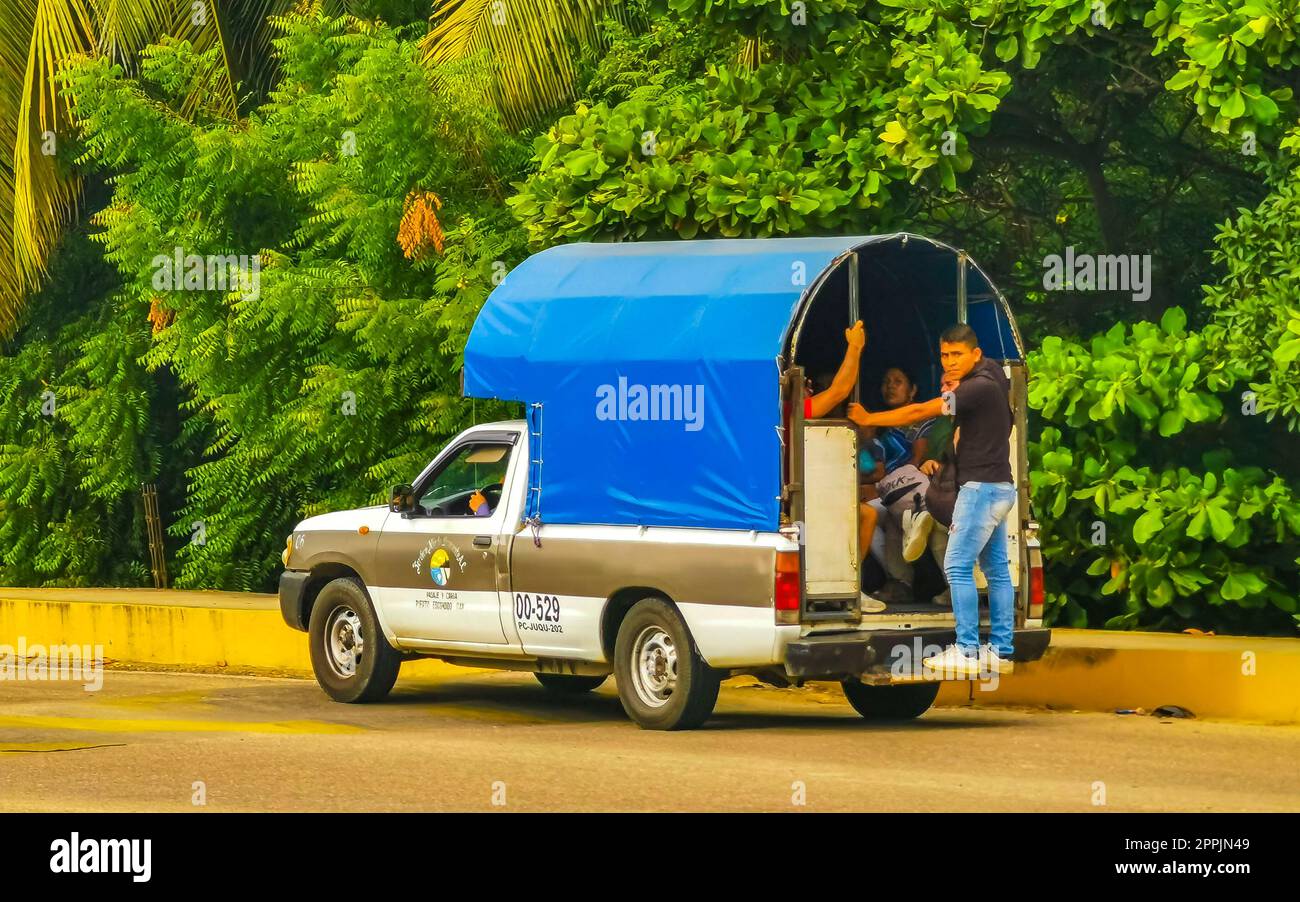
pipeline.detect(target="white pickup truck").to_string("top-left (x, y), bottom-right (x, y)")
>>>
top-left (279, 235), bottom-right (1049, 729)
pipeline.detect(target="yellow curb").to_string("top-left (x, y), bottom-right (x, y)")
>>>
top-left (0, 592), bottom-right (468, 680)
top-left (3, 592), bottom-right (1298, 723)
top-left (936, 629), bottom-right (1300, 724)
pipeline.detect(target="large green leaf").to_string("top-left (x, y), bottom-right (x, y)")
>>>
top-left (1133, 507), bottom-right (1164, 544)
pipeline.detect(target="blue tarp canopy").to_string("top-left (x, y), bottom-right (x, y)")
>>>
top-left (464, 235), bottom-right (1023, 532)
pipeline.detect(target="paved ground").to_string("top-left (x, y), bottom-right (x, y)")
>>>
top-left (1, 668), bottom-right (1297, 812)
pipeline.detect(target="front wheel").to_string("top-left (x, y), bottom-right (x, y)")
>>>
top-left (534, 673), bottom-right (608, 694)
top-left (840, 680), bottom-right (940, 720)
top-left (614, 598), bottom-right (720, 730)
top-left (308, 577), bottom-right (401, 703)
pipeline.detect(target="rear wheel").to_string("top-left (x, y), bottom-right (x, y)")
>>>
top-left (534, 673), bottom-right (607, 694)
top-left (614, 598), bottom-right (720, 730)
top-left (308, 577), bottom-right (401, 703)
top-left (840, 680), bottom-right (939, 720)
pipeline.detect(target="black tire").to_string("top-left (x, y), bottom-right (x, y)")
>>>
top-left (308, 577), bottom-right (401, 703)
top-left (614, 598), bottom-right (721, 730)
top-left (534, 673), bottom-right (608, 694)
top-left (840, 680), bottom-right (940, 720)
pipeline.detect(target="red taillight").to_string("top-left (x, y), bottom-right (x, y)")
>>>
top-left (1029, 564), bottom-right (1044, 618)
top-left (775, 551), bottom-right (801, 612)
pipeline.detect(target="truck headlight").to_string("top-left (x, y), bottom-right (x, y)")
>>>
top-left (282, 535), bottom-right (293, 568)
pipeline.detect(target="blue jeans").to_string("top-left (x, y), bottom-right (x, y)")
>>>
top-left (943, 481), bottom-right (1017, 657)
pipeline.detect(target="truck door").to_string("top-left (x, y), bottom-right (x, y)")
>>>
top-left (1006, 361), bottom-right (1031, 622)
top-left (801, 420), bottom-right (861, 606)
top-left (373, 437), bottom-right (518, 646)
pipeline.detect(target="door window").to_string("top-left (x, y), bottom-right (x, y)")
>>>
top-left (415, 442), bottom-right (512, 518)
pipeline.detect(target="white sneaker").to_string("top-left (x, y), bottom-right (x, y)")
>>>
top-left (901, 508), bottom-right (934, 563)
top-left (981, 644), bottom-right (1015, 674)
top-left (859, 591), bottom-right (887, 614)
top-left (922, 644), bottom-right (982, 677)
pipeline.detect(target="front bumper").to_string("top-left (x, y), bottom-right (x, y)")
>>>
top-left (278, 570), bottom-right (311, 632)
top-left (784, 627), bottom-right (1051, 681)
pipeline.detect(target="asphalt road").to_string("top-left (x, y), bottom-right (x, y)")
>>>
top-left (1, 668), bottom-right (1297, 812)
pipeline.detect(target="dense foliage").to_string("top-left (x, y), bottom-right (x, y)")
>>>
top-left (510, 0), bottom-right (1300, 633)
top-left (0, 2), bottom-right (1297, 635)
top-left (2, 12), bottom-right (526, 588)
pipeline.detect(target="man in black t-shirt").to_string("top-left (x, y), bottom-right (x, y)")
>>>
top-left (847, 323), bottom-right (1016, 677)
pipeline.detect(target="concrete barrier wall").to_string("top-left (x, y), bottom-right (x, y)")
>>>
top-left (2, 590), bottom-right (1297, 723)
top-left (1, 592), bottom-right (311, 671)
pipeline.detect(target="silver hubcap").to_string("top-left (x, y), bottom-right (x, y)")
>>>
top-left (631, 626), bottom-right (678, 709)
top-left (325, 606), bottom-right (364, 679)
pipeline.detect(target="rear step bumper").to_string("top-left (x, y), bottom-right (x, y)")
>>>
top-left (784, 627), bottom-right (1051, 681)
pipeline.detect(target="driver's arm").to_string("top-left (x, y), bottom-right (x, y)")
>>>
top-left (469, 490), bottom-right (491, 517)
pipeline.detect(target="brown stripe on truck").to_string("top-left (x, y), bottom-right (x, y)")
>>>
top-left (507, 531), bottom-right (777, 608)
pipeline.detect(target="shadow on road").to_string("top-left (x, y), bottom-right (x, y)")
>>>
top-left (703, 710), bottom-right (1004, 732)
top-left (382, 678), bottom-right (1006, 732)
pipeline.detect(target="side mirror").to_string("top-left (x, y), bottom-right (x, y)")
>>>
top-left (390, 483), bottom-right (416, 514)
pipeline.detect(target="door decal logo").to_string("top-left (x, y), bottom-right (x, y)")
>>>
top-left (413, 538), bottom-right (468, 584)
top-left (430, 548), bottom-right (452, 586)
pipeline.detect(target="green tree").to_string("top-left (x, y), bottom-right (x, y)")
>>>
top-left (0, 226), bottom-right (157, 586)
top-left (0, 0), bottom-right (471, 334)
top-left (0, 0), bottom-right (310, 333)
top-left (42, 9), bottom-right (528, 589)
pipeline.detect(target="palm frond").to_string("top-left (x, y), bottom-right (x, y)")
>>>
top-left (420, 0), bottom-right (630, 129)
top-left (196, 0), bottom-right (299, 111)
top-left (157, 0), bottom-right (239, 117)
top-left (0, 2), bottom-right (36, 334)
top-left (94, 0), bottom-right (187, 63)
top-left (4, 0), bottom-right (94, 332)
